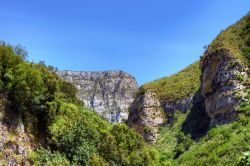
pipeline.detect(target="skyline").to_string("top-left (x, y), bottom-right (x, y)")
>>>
top-left (0, 0), bottom-right (249, 85)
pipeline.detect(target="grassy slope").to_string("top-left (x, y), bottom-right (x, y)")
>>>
top-left (154, 110), bottom-right (250, 166)
top-left (151, 13), bottom-right (250, 166)
top-left (138, 61), bottom-right (201, 101)
top-left (206, 12), bottom-right (250, 66)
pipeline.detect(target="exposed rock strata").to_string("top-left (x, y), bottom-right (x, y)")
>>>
top-left (127, 91), bottom-right (165, 142)
top-left (200, 49), bottom-right (248, 127)
top-left (128, 90), bottom-right (194, 142)
top-left (57, 70), bottom-right (138, 123)
top-left (127, 49), bottom-right (248, 142)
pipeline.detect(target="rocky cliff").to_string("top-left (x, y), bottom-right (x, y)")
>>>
top-left (127, 13), bottom-right (250, 142)
top-left (127, 90), bottom-right (164, 142)
top-left (200, 49), bottom-right (247, 127)
top-left (128, 53), bottom-right (247, 141)
top-left (128, 63), bottom-right (201, 142)
top-left (57, 70), bottom-right (138, 123)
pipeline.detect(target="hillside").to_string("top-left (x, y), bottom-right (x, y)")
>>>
top-left (0, 12), bottom-right (249, 166)
top-left (0, 43), bottom-right (160, 165)
top-left (138, 61), bottom-right (201, 101)
top-left (127, 62), bottom-right (201, 142)
top-left (128, 12), bottom-right (250, 166)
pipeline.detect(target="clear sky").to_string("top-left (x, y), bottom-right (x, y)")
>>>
top-left (0, 1), bottom-right (249, 85)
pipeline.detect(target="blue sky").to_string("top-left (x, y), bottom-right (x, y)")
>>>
top-left (0, 0), bottom-right (249, 85)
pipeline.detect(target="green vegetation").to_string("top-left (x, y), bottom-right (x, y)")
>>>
top-left (152, 109), bottom-right (250, 166)
top-left (150, 12), bottom-right (250, 166)
top-left (0, 12), bottom-right (249, 166)
top-left (206, 12), bottom-right (250, 68)
top-left (0, 43), bottom-right (160, 165)
top-left (237, 151), bottom-right (250, 166)
top-left (138, 61), bottom-right (201, 101)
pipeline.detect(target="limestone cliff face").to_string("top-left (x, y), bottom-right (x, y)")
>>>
top-left (200, 49), bottom-right (248, 127)
top-left (128, 49), bottom-right (247, 142)
top-left (127, 91), bottom-right (165, 142)
top-left (57, 70), bottom-right (138, 123)
top-left (127, 90), bottom-right (193, 142)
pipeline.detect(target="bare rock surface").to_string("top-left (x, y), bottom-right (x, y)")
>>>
top-left (57, 70), bottom-right (138, 123)
top-left (127, 90), bottom-right (165, 142)
top-left (200, 49), bottom-right (248, 127)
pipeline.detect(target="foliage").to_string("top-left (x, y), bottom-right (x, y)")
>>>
top-left (30, 148), bottom-right (70, 166)
top-left (1, 11), bottom-right (250, 166)
top-left (98, 124), bottom-right (159, 166)
top-left (0, 43), bottom-right (160, 165)
top-left (154, 112), bottom-right (188, 165)
top-left (206, 12), bottom-right (250, 67)
top-left (48, 103), bottom-right (108, 165)
top-left (237, 151), bottom-right (250, 166)
top-left (50, 107), bottom-right (160, 165)
top-left (152, 12), bottom-right (250, 166)
top-left (153, 109), bottom-right (250, 166)
top-left (138, 62), bottom-right (201, 101)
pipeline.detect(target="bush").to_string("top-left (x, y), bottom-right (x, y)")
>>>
top-left (98, 124), bottom-right (159, 166)
top-left (30, 148), bottom-right (70, 166)
top-left (237, 152), bottom-right (250, 166)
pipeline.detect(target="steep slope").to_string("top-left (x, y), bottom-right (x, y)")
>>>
top-left (128, 12), bottom-right (250, 166)
top-left (128, 62), bottom-right (201, 142)
top-left (57, 70), bottom-right (138, 123)
top-left (199, 13), bottom-right (250, 127)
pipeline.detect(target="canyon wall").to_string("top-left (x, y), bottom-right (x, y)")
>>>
top-left (57, 70), bottom-right (138, 123)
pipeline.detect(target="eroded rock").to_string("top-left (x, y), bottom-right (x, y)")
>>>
top-left (57, 70), bottom-right (138, 123)
top-left (200, 49), bottom-right (248, 127)
top-left (127, 90), bottom-right (165, 142)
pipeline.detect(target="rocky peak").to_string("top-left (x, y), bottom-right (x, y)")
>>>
top-left (57, 70), bottom-right (138, 123)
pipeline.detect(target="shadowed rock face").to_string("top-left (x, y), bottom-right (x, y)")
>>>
top-left (127, 90), bottom-right (165, 142)
top-left (57, 70), bottom-right (138, 123)
top-left (200, 49), bottom-right (248, 127)
top-left (127, 49), bottom-right (248, 142)
top-left (127, 90), bottom-right (194, 142)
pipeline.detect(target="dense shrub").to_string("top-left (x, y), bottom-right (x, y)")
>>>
top-left (237, 151), bottom-right (250, 166)
top-left (48, 103), bottom-right (106, 165)
top-left (49, 105), bottom-right (159, 165)
top-left (98, 124), bottom-right (159, 166)
top-left (30, 148), bottom-right (70, 166)
top-left (0, 43), bottom-right (161, 165)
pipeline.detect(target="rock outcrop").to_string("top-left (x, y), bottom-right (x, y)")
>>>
top-left (127, 49), bottom-right (248, 142)
top-left (163, 96), bottom-right (194, 123)
top-left (0, 93), bottom-right (35, 165)
top-left (127, 90), bottom-right (165, 142)
top-left (200, 49), bottom-right (248, 127)
top-left (57, 70), bottom-right (138, 123)
top-left (127, 90), bottom-right (194, 142)
top-left (127, 62), bottom-right (200, 142)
